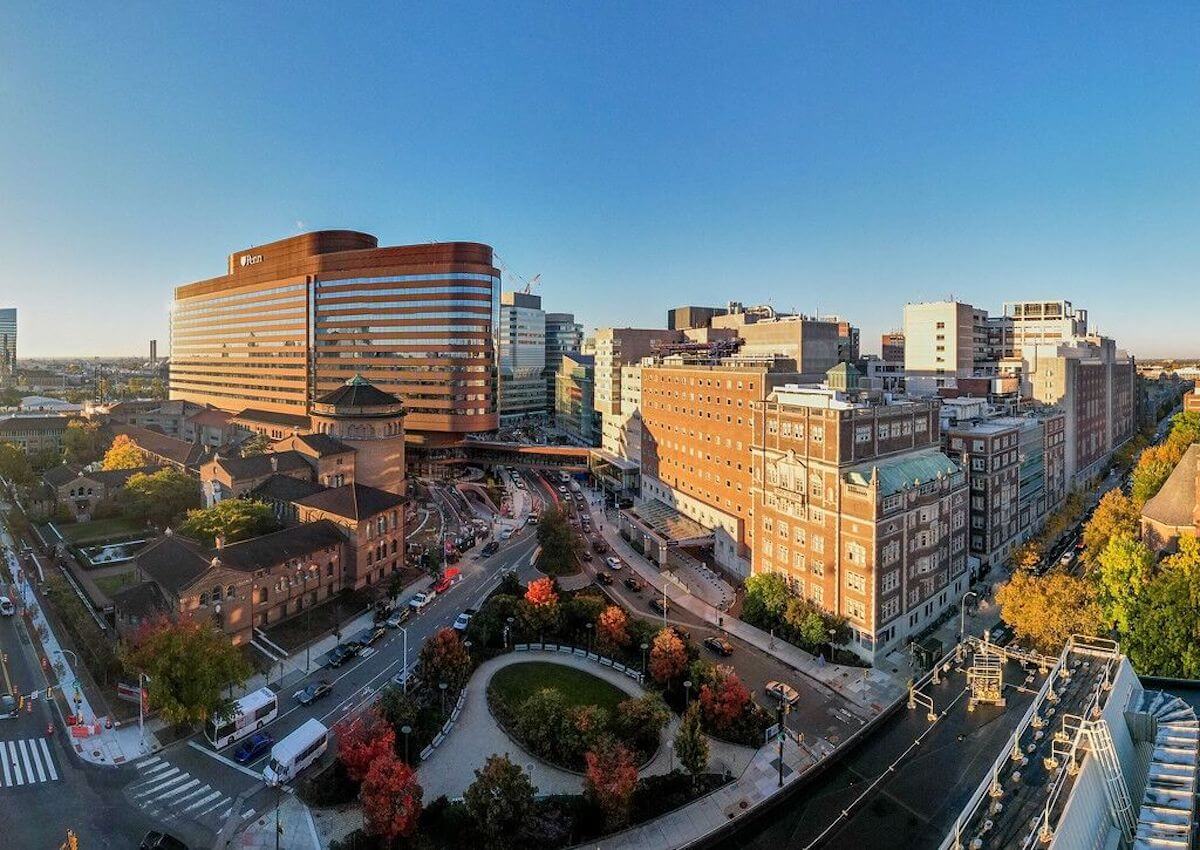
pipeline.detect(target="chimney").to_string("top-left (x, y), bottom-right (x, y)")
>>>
top-left (215, 535), bottom-right (224, 551)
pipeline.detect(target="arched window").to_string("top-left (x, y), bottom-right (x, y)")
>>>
top-left (199, 592), bottom-right (209, 607)
top-left (212, 585), bottom-right (222, 602)
top-left (226, 585), bottom-right (236, 599)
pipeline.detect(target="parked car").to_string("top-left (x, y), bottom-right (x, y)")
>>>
top-left (649, 597), bottom-right (669, 615)
top-left (349, 625), bottom-right (386, 649)
top-left (594, 572), bottom-right (613, 586)
top-left (581, 549), bottom-right (593, 561)
top-left (325, 644), bottom-right (357, 668)
top-left (481, 541), bottom-right (500, 557)
top-left (988, 622), bottom-right (1016, 647)
top-left (500, 528), bottom-right (514, 540)
top-left (293, 681), bottom-right (332, 706)
top-left (385, 609), bottom-right (411, 628)
top-left (0, 694), bottom-right (17, 719)
top-left (764, 680), bottom-right (800, 705)
top-left (623, 576), bottom-right (643, 593)
top-left (433, 567), bottom-right (462, 594)
top-left (409, 591), bottom-right (435, 612)
top-left (605, 557), bottom-right (623, 571)
top-left (704, 636), bottom-right (735, 657)
top-left (234, 732), bottom-right (275, 764)
top-left (140, 832), bottom-right (188, 850)
top-left (593, 538), bottom-right (609, 554)
top-left (0, 596), bottom-right (14, 616)
top-left (670, 625), bottom-right (691, 641)
top-left (453, 609), bottom-right (476, 632)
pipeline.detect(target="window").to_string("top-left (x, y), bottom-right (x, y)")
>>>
top-left (846, 542), bottom-right (866, 565)
top-left (882, 569), bottom-right (899, 592)
top-left (881, 598), bottom-right (900, 620)
top-left (847, 599), bottom-right (866, 620)
top-left (846, 571), bottom-right (866, 593)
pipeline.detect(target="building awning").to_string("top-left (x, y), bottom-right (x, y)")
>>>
top-left (627, 499), bottom-right (713, 546)
top-left (589, 449), bottom-right (640, 472)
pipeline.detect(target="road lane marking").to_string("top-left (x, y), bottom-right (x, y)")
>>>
top-left (172, 784), bottom-right (211, 808)
top-left (133, 769), bottom-right (184, 797)
top-left (184, 789), bottom-right (222, 812)
top-left (186, 740), bottom-right (266, 781)
top-left (198, 795), bottom-right (231, 817)
top-left (27, 739), bottom-right (46, 782)
top-left (0, 743), bottom-right (10, 785)
top-left (154, 778), bottom-right (201, 802)
top-left (135, 755), bottom-right (162, 769)
top-left (18, 739), bottom-right (33, 784)
top-left (7, 741), bottom-right (22, 785)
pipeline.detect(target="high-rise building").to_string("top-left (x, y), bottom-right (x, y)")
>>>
top-left (750, 380), bottom-right (969, 663)
top-left (149, 339), bottom-right (158, 363)
top-left (711, 305), bottom-right (841, 374)
top-left (1003, 300), bottom-right (1088, 349)
top-left (169, 231), bottom-right (499, 445)
top-left (0, 308), bottom-right (15, 382)
top-left (498, 292), bottom-right (547, 422)
top-left (543, 312), bottom-right (583, 419)
top-left (902, 301), bottom-right (996, 394)
top-left (820, 316), bottom-right (861, 363)
top-left (881, 331), bottom-right (905, 364)
top-left (594, 327), bottom-right (683, 454)
top-left (555, 352), bottom-right (597, 446)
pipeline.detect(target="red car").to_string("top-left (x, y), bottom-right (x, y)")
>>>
top-left (433, 567), bottom-right (462, 594)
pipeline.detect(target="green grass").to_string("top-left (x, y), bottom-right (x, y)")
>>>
top-left (489, 662), bottom-right (627, 714)
top-left (92, 571), bottom-right (136, 597)
top-left (57, 516), bottom-right (146, 545)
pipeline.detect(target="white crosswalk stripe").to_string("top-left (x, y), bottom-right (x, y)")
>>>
top-left (127, 756), bottom-right (245, 829)
top-left (0, 738), bottom-right (62, 787)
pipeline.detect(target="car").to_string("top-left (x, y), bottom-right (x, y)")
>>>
top-left (409, 591), bottom-right (435, 611)
top-left (325, 643), bottom-right (357, 667)
top-left (0, 693), bottom-right (16, 718)
top-left (605, 557), bottom-right (623, 571)
top-left (527, 515), bottom-right (538, 526)
top-left (294, 681), bottom-right (333, 706)
top-left (623, 576), bottom-right (643, 593)
top-left (764, 680), bottom-right (800, 705)
top-left (704, 636), bottom-right (734, 657)
top-left (140, 832), bottom-right (189, 850)
top-left (988, 623), bottom-right (1016, 647)
top-left (0, 596), bottom-right (13, 616)
top-left (581, 549), bottom-right (593, 561)
top-left (670, 625), bottom-right (691, 641)
top-left (481, 541), bottom-right (500, 557)
top-left (349, 625), bottom-right (386, 648)
top-left (649, 597), bottom-right (668, 615)
top-left (594, 572), bottom-right (613, 586)
top-left (233, 732), bottom-right (275, 764)
top-left (593, 538), bottom-right (609, 554)
top-left (453, 610), bottom-right (476, 631)
top-left (558, 485), bottom-right (568, 493)
top-left (433, 567), bottom-right (462, 594)
top-left (500, 528), bottom-right (514, 540)
top-left (385, 608), bottom-right (411, 628)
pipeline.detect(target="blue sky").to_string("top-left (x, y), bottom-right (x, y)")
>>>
top-left (2, 2), bottom-right (1198, 357)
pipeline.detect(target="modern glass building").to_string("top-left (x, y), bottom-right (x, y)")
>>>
top-left (0, 308), bottom-right (15, 382)
top-left (498, 292), bottom-right (547, 422)
top-left (543, 312), bottom-right (583, 418)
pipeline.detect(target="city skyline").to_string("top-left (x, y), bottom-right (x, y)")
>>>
top-left (3, 4), bottom-right (1199, 358)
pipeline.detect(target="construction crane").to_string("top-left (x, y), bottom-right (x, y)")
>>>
top-left (494, 254), bottom-right (541, 295)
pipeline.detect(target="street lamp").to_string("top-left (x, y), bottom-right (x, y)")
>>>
top-left (401, 724), bottom-right (412, 763)
top-left (640, 642), bottom-right (649, 676)
top-left (585, 622), bottom-right (594, 654)
top-left (504, 615), bottom-right (515, 650)
top-left (439, 682), bottom-right (448, 718)
top-left (959, 591), bottom-right (978, 644)
top-left (684, 679), bottom-right (692, 710)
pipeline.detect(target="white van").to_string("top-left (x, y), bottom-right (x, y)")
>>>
top-left (263, 718), bottom-right (328, 786)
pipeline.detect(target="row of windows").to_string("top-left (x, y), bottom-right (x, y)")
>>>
top-left (316, 309), bottom-right (491, 322)
top-left (177, 282), bottom-right (306, 311)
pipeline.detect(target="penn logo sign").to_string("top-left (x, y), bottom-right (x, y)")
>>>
top-left (240, 254), bottom-right (264, 267)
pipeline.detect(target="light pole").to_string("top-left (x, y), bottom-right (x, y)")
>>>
top-left (959, 591), bottom-right (978, 644)
top-left (504, 615), bottom-right (514, 649)
top-left (439, 682), bottom-right (448, 718)
top-left (401, 724), bottom-right (412, 763)
top-left (640, 642), bottom-right (649, 676)
top-left (137, 672), bottom-right (150, 751)
top-left (661, 583), bottom-right (669, 627)
top-left (585, 622), bottom-right (594, 654)
top-left (684, 680), bottom-right (692, 710)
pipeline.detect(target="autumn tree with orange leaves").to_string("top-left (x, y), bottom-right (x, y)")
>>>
top-left (335, 708), bottom-right (396, 782)
top-left (584, 739), bottom-right (638, 830)
top-left (648, 627), bottom-right (688, 685)
top-left (360, 751), bottom-right (423, 841)
top-left (596, 605), bottom-right (630, 653)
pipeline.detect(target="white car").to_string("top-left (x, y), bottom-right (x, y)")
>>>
top-left (452, 611), bottom-right (473, 631)
top-left (765, 680), bottom-right (800, 705)
top-left (0, 597), bottom-right (14, 616)
top-left (605, 557), bottom-right (623, 571)
top-left (500, 528), bottom-right (513, 540)
top-left (408, 591), bottom-right (434, 612)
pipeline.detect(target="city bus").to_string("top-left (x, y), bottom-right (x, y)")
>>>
top-left (263, 718), bottom-right (329, 786)
top-left (205, 687), bottom-right (278, 749)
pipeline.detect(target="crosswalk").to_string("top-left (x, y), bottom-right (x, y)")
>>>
top-left (1, 738), bottom-right (60, 787)
top-left (127, 756), bottom-right (256, 829)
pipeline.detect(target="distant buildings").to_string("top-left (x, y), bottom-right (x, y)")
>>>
top-left (0, 308), bottom-right (14, 384)
top-left (881, 331), bottom-right (905, 364)
top-left (498, 292), bottom-right (547, 423)
top-left (667, 305), bottom-right (728, 331)
top-left (594, 327), bottom-right (682, 456)
top-left (555, 352), bottom-right (597, 446)
top-left (169, 231), bottom-right (499, 446)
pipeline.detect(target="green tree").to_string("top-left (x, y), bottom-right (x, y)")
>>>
top-left (101, 434), bottom-right (144, 470)
top-left (62, 419), bottom-right (106, 465)
top-left (995, 571), bottom-right (1103, 654)
top-left (179, 499), bottom-right (279, 546)
top-left (122, 468), bottom-right (202, 528)
top-left (28, 445), bottom-right (62, 473)
top-left (514, 688), bottom-right (572, 763)
top-left (1082, 489), bottom-right (1140, 566)
top-left (1124, 544), bottom-right (1200, 678)
top-left (1095, 534), bottom-right (1156, 633)
top-left (612, 692), bottom-right (669, 755)
top-left (534, 506), bottom-right (580, 576)
top-left (463, 754), bottom-right (537, 850)
top-left (0, 441), bottom-right (33, 486)
top-left (121, 617), bottom-right (251, 727)
top-left (741, 572), bottom-right (790, 627)
top-left (674, 703), bottom-right (709, 787)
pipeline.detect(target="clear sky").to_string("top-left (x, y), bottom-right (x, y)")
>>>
top-left (2, 3), bottom-right (1198, 358)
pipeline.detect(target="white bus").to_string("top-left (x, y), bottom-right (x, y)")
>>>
top-left (263, 718), bottom-right (328, 786)
top-left (206, 687), bottom-right (278, 749)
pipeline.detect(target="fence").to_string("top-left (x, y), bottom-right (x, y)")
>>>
top-left (417, 687), bottom-right (468, 763)
top-left (512, 643), bottom-right (646, 685)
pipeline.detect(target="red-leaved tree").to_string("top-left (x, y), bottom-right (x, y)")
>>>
top-left (335, 708), bottom-right (396, 782)
top-left (648, 627), bottom-right (687, 684)
top-left (419, 627), bottom-right (473, 691)
top-left (699, 667), bottom-right (751, 734)
top-left (361, 751), bottom-right (423, 841)
top-left (596, 605), bottom-right (630, 652)
top-left (525, 576), bottom-right (559, 607)
top-left (584, 740), bottom-right (638, 830)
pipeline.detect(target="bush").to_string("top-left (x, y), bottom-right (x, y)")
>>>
top-left (298, 758), bottom-right (358, 807)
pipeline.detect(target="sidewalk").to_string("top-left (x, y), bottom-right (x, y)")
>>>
top-left (593, 504), bottom-right (904, 713)
top-left (232, 791), bottom-right (323, 850)
top-left (2, 531), bottom-right (154, 766)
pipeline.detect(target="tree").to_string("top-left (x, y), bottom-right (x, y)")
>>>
top-left (995, 571), bottom-right (1103, 654)
top-left (698, 667), bottom-right (751, 735)
top-left (62, 419), bottom-right (105, 465)
top-left (674, 703), bottom-right (709, 787)
top-left (1083, 490), bottom-right (1140, 566)
top-left (360, 751), bottom-right (423, 841)
top-left (238, 432), bottom-right (273, 457)
top-left (463, 754), bottom-right (537, 850)
top-left (418, 627), bottom-right (472, 692)
top-left (1012, 539), bottom-right (1044, 571)
top-left (0, 441), bottom-right (33, 486)
top-left (649, 627), bottom-right (688, 685)
top-left (121, 617), bottom-right (251, 727)
top-left (535, 506), bottom-right (579, 575)
top-left (584, 740), bottom-right (638, 831)
top-left (179, 499), bottom-right (279, 546)
top-left (596, 605), bottom-right (631, 653)
top-left (613, 692), bottom-right (669, 755)
top-left (122, 468), bottom-right (201, 528)
top-left (101, 434), bottom-right (144, 470)
top-left (1095, 534), bottom-right (1156, 633)
top-left (741, 572), bottom-right (789, 627)
top-left (564, 705), bottom-right (610, 764)
top-left (1124, 548), bottom-right (1200, 678)
top-left (524, 576), bottom-right (559, 607)
top-left (29, 445), bottom-right (61, 473)
top-left (377, 685), bottom-right (419, 735)
top-left (334, 708), bottom-right (396, 782)
top-left (515, 688), bottom-right (572, 764)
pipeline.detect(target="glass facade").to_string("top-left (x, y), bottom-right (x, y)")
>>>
top-left (0, 308), bottom-right (15, 380)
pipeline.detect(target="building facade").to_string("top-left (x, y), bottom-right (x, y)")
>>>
top-left (555, 353), bottom-right (598, 446)
top-left (667, 305), bottom-right (728, 331)
top-left (750, 385), bottom-right (969, 662)
top-left (498, 292), bottom-right (547, 422)
top-left (594, 328), bottom-right (683, 452)
top-left (881, 331), bottom-right (905, 364)
top-left (1003, 300), bottom-right (1088, 349)
top-left (902, 301), bottom-right (996, 394)
top-left (543, 312), bottom-right (583, 420)
top-left (169, 231), bottom-right (499, 444)
top-left (0, 308), bottom-right (15, 383)
top-left (710, 307), bottom-right (841, 375)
